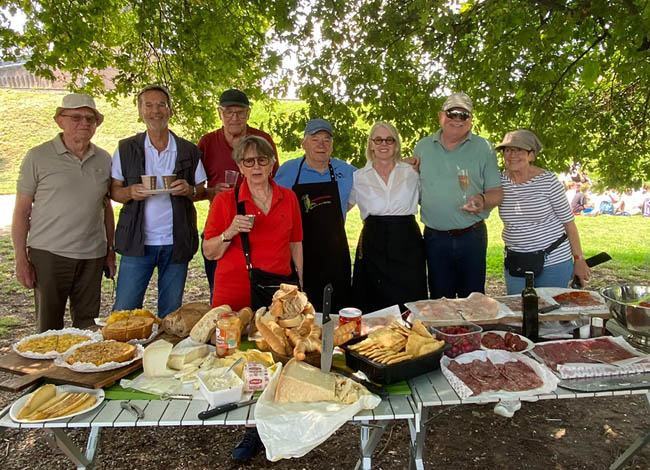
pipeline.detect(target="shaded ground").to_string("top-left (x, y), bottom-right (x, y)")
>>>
top-left (0, 253), bottom-right (649, 469)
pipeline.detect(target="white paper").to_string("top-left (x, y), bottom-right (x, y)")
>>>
top-left (255, 364), bottom-right (381, 461)
top-left (536, 287), bottom-right (608, 312)
top-left (13, 328), bottom-right (103, 359)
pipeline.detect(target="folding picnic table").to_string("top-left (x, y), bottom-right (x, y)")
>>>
top-left (407, 369), bottom-right (650, 470)
top-left (0, 392), bottom-right (418, 470)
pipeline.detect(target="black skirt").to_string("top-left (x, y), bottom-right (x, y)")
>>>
top-left (352, 215), bottom-right (427, 313)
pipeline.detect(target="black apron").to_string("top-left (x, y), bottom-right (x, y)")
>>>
top-left (352, 215), bottom-right (427, 313)
top-left (292, 158), bottom-right (351, 313)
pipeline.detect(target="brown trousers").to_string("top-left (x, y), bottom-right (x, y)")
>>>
top-left (29, 248), bottom-right (105, 332)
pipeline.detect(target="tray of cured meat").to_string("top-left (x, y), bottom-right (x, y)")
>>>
top-left (536, 287), bottom-right (607, 312)
top-left (493, 295), bottom-right (558, 316)
top-left (406, 293), bottom-right (516, 325)
top-left (529, 336), bottom-right (650, 379)
top-left (440, 350), bottom-right (558, 400)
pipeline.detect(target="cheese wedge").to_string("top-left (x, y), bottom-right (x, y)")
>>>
top-left (274, 359), bottom-right (336, 404)
top-left (143, 339), bottom-right (176, 377)
top-left (167, 344), bottom-right (209, 370)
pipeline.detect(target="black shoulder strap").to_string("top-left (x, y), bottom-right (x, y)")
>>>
top-left (544, 232), bottom-right (568, 254)
top-left (235, 184), bottom-right (253, 272)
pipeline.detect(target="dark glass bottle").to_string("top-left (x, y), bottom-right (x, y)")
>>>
top-left (522, 271), bottom-right (539, 342)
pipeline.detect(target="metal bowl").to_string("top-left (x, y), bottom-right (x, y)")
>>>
top-left (601, 285), bottom-right (650, 337)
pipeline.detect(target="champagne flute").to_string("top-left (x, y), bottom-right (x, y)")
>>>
top-left (458, 168), bottom-right (469, 205)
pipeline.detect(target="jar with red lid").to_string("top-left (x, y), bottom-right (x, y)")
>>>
top-left (338, 307), bottom-right (362, 335)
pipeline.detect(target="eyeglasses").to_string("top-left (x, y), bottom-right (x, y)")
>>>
top-left (60, 114), bottom-right (98, 124)
top-left (503, 147), bottom-right (530, 155)
top-left (445, 110), bottom-right (472, 121)
top-left (371, 137), bottom-right (396, 145)
top-left (241, 156), bottom-right (271, 167)
top-left (143, 102), bottom-right (170, 110)
top-left (221, 109), bottom-right (248, 119)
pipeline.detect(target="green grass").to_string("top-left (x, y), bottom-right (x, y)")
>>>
top-left (0, 316), bottom-right (20, 335)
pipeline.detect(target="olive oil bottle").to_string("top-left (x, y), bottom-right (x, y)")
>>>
top-left (522, 271), bottom-right (539, 342)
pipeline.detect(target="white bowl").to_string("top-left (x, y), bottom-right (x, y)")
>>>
top-left (196, 367), bottom-right (244, 408)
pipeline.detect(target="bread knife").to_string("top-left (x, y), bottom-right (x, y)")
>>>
top-left (198, 398), bottom-right (257, 420)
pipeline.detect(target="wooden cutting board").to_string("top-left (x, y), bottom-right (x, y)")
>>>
top-left (0, 350), bottom-right (143, 392)
top-left (0, 333), bottom-right (182, 392)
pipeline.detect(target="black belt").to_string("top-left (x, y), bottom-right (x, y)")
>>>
top-left (426, 220), bottom-right (485, 236)
top-left (364, 215), bottom-right (415, 224)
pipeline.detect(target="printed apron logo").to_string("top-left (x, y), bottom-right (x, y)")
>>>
top-left (302, 194), bottom-right (333, 212)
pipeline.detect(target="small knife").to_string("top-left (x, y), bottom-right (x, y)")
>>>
top-left (198, 398), bottom-right (257, 420)
top-left (320, 284), bottom-right (334, 373)
top-left (539, 303), bottom-right (561, 314)
top-left (570, 252), bottom-right (612, 288)
top-left (331, 366), bottom-right (389, 398)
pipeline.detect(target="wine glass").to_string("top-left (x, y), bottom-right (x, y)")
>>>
top-left (458, 169), bottom-right (469, 205)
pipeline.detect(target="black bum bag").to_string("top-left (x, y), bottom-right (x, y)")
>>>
top-left (505, 233), bottom-right (568, 278)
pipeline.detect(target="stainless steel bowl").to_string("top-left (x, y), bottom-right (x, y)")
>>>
top-left (601, 285), bottom-right (650, 337)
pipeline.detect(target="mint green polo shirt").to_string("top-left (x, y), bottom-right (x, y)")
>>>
top-left (415, 130), bottom-right (501, 231)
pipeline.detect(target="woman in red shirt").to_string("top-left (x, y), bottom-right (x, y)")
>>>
top-left (203, 136), bottom-right (303, 310)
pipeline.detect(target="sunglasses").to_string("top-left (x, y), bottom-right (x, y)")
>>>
top-left (60, 114), bottom-right (99, 124)
top-left (445, 110), bottom-right (472, 121)
top-left (241, 156), bottom-right (271, 167)
top-left (371, 137), bottom-right (396, 145)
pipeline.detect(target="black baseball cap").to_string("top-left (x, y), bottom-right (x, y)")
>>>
top-left (219, 89), bottom-right (250, 107)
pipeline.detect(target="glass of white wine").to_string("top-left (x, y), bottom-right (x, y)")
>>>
top-left (458, 168), bottom-right (469, 206)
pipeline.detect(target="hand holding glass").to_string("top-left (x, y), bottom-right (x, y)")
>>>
top-left (224, 170), bottom-right (238, 188)
top-left (458, 169), bottom-right (469, 205)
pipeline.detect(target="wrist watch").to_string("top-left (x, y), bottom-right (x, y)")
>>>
top-left (221, 233), bottom-right (232, 243)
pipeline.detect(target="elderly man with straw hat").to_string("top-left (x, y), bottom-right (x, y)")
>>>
top-left (12, 93), bottom-right (115, 332)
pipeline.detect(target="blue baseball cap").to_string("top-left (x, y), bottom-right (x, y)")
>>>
top-left (304, 118), bottom-right (334, 137)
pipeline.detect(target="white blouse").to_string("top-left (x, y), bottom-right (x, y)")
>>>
top-left (349, 161), bottom-right (420, 220)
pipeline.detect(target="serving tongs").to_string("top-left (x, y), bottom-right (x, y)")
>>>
top-left (120, 401), bottom-right (145, 419)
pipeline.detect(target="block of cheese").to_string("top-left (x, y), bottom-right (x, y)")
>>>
top-left (167, 344), bottom-right (209, 370)
top-left (143, 339), bottom-right (176, 377)
top-left (189, 305), bottom-right (231, 343)
top-left (274, 358), bottom-right (336, 404)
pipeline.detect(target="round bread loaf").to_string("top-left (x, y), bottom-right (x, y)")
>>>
top-left (102, 316), bottom-right (154, 342)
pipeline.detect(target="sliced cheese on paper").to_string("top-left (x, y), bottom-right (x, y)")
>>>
top-left (167, 344), bottom-right (209, 370)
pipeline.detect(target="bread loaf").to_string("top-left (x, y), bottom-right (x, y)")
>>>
top-left (189, 305), bottom-right (231, 343)
top-left (274, 359), bottom-right (336, 404)
top-left (102, 316), bottom-right (154, 342)
top-left (162, 302), bottom-right (211, 338)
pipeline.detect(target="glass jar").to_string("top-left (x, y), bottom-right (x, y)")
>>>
top-left (215, 312), bottom-right (241, 357)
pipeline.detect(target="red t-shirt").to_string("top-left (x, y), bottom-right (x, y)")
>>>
top-left (197, 126), bottom-right (279, 187)
top-left (204, 179), bottom-right (303, 310)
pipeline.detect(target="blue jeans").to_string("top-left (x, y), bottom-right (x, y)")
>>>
top-left (504, 258), bottom-right (574, 295)
top-left (424, 222), bottom-right (487, 299)
top-left (113, 245), bottom-right (188, 318)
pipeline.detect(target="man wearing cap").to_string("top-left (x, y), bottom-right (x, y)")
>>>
top-left (414, 92), bottom-right (502, 299)
top-left (196, 89), bottom-right (279, 297)
top-left (12, 93), bottom-right (115, 332)
top-left (110, 85), bottom-right (207, 318)
top-left (274, 119), bottom-right (356, 312)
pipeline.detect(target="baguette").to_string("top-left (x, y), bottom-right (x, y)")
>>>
top-left (17, 384), bottom-right (56, 419)
top-left (189, 305), bottom-right (231, 343)
top-left (255, 312), bottom-right (291, 355)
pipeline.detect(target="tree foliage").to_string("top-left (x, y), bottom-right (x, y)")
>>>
top-left (0, 0), bottom-right (299, 139)
top-left (274, 0), bottom-right (650, 187)
top-left (2, 0), bottom-right (649, 187)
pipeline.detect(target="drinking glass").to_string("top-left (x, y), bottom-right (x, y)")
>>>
top-left (458, 169), bottom-right (469, 205)
top-left (224, 170), bottom-right (238, 187)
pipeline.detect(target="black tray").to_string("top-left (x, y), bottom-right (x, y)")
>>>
top-left (341, 336), bottom-right (450, 385)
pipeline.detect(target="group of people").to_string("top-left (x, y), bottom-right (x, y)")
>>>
top-left (565, 181), bottom-right (650, 217)
top-left (12, 88), bottom-right (595, 460)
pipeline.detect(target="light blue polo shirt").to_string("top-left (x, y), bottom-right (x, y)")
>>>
top-left (274, 156), bottom-right (357, 219)
top-left (414, 129), bottom-right (501, 231)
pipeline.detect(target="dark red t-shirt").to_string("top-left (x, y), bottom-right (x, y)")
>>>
top-left (197, 126), bottom-right (279, 187)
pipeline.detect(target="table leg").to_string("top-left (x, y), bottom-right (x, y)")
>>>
top-left (610, 392), bottom-right (650, 470)
top-left (408, 407), bottom-right (426, 470)
top-left (44, 427), bottom-right (101, 470)
top-left (354, 421), bottom-right (388, 470)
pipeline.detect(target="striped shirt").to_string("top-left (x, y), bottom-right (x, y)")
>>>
top-left (498, 170), bottom-right (573, 267)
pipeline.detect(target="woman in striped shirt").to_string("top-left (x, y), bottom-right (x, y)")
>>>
top-left (496, 130), bottom-right (590, 294)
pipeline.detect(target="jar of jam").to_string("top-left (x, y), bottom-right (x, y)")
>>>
top-left (215, 312), bottom-right (241, 357)
top-left (338, 307), bottom-right (362, 335)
